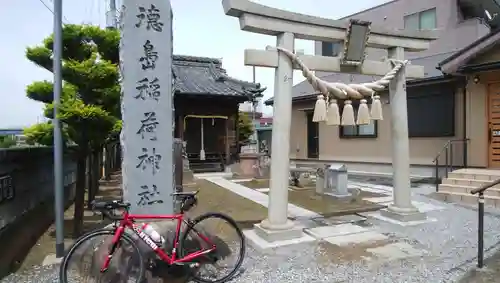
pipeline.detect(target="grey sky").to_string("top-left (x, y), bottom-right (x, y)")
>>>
top-left (1, 0), bottom-right (390, 128)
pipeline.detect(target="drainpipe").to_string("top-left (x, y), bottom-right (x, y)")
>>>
top-left (462, 77), bottom-right (468, 168)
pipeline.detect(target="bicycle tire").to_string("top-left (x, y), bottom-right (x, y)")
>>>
top-left (59, 229), bottom-right (145, 283)
top-left (179, 212), bottom-right (246, 283)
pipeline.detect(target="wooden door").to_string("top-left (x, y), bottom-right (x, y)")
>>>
top-left (306, 112), bottom-right (319, 159)
top-left (488, 83), bottom-right (500, 167)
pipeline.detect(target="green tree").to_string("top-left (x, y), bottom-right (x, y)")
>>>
top-left (23, 24), bottom-right (121, 236)
top-left (0, 135), bottom-right (16, 148)
top-left (24, 122), bottom-right (55, 146)
top-left (238, 112), bottom-right (254, 144)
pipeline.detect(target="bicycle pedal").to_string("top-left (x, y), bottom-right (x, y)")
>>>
top-left (146, 259), bottom-right (157, 270)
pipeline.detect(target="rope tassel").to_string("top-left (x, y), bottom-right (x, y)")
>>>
top-left (356, 99), bottom-right (371, 125)
top-left (341, 100), bottom-right (356, 126)
top-left (267, 46), bottom-right (408, 126)
top-left (326, 99), bottom-right (340, 126)
top-left (200, 118), bottom-right (206, 161)
top-left (370, 95), bottom-right (383, 120)
top-left (312, 95), bottom-right (327, 122)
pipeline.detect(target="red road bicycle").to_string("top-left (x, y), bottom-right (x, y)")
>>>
top-left (59, 191), bottom-right (245, 283)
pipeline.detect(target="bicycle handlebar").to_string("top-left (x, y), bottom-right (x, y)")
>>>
top-left (91, 200), bottom-right (129, 221)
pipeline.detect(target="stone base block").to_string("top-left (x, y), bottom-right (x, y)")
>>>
top-left (238, 153), bottom-right (259, 178)
top-left (324, 192), bottom-right (352, 199)
top-left (244, 223), bottom-right (315, 252)
top-left (254, 222), bottom-right (304, 243)
top-left (380, 205), bottom-right (426, 222)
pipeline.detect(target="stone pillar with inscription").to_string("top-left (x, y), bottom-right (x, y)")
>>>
top-left (120, 0), bottom-right (174, 215)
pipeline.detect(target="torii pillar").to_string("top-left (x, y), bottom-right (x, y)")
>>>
top-left (222, 0), bottom-right (438, 247)
top-left (258, 32), bottom-right (298, 237)
top-left (382, 47), bottom-right (424, 222)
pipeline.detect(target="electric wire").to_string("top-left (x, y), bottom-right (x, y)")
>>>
top-left (37, 0), bottom-right (70, 23)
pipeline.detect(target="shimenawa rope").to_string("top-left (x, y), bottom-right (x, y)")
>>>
top-left (268, 46), bottom-right (408, 125)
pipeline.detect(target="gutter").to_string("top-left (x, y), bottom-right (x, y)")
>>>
top-left (462, 78), bottom-right (468, 168)
top-left (458, 61), bottom-right (500, 73)
top-left (406, 75), bottom-right (457, 87)
top-left (265, 94), bottom-right (316, 106)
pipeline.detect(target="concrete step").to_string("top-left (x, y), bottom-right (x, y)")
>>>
top-left (448, 171), bottom-right (500, 181)
top-left (436, 191), bottom-right (500, 208)
top-left (437, 169), bottom-right (500, 207)
top-left (442, 178), bottom-right (500, 189)
top-left (190, 162), bottom-right (224, 173)
top-left (438, 183), bottom-right (500, 197)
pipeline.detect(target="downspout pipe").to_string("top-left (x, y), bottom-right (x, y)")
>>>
top-left (462, 77), bottom-right (468, 168)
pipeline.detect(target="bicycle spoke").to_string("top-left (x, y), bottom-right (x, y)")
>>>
top-left (61, 230), bottom-right (144, 283)
top-left (180, 213), bottom-right (245, 283)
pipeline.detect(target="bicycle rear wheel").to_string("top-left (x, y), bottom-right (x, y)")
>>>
top-left (59, 229), bottom-right (145, 283)
top-left (179, 212), bottom-right (245, 283)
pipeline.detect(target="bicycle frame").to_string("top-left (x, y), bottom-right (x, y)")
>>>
top-left (100, 210), bottom-right (217, 272)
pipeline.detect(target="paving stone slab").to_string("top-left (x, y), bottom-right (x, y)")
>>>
top-left (367, 242), bottom-right (427, 260)
top-left (324, 231), bottom-right (389, 246)
top-left (363, 196), bottom-right (393, 204)
top-left (304, 224), bottom-right (368, 240)
top-left (362, 211), bottom-right (438, 226)
top-left (412, 201), bottom-right (445, 213)
top-left (317, 214), bottom-right (367, 226)
top-left (243, 229), bottom-right (316, 252)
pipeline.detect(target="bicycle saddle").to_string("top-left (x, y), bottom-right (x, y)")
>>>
top-left (171, 191), bottom-right (199, 199)
top-left (91, 200), bottom-right (130, 210)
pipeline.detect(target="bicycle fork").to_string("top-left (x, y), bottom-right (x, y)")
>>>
top-left (100, 226), bottom-right (125, 273)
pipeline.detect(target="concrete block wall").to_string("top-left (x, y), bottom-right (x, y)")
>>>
top-left (0, 147), bottom-right (77, 231)
top-left (0, 147), bottom-right (77, 277)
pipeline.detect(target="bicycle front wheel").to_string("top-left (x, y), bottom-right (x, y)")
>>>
top-left (59, 229), bottom-right (145, 283)
top-left (180, 212), bottom-right (246, 283)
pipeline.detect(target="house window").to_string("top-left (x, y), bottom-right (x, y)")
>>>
top-left (321, 41), bottom-right (342, 57)
top-left (404, 8), bottom-right (437, 30)
top-left (339, 103), bottom-right (378, 138)
top-left (407, 85), bottom-right (455, 137)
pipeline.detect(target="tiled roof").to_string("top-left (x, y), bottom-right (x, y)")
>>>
top-left (438, 28), bottom-right (500, 73)
top-left (265, 52), bottom-right (455, 105)
top-left (173, 55), bottom-right (261, 98)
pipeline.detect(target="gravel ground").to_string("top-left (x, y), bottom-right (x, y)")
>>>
top-left (3, 181), bottom-right (500, 282)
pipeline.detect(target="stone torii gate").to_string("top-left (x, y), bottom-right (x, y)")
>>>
top-left (222, 0), bottom-right (438, 246)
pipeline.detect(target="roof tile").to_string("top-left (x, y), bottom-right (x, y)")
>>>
top-left (172, 55), bottom-right (261, 98)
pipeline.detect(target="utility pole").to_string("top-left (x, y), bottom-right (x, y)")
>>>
top-left (107, 0), bottom-right (117, 28)
top-left (52, 0), bottom-right (65, 258)
top-left (252, 66), bottom-right (256, 122)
